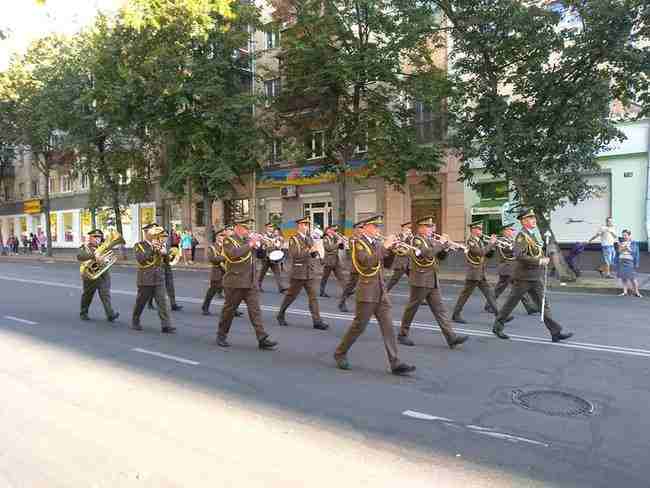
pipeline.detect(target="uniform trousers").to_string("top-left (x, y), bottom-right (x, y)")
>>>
top-left (133, 285), bottom-right (171, 327)
top-left (218, 287), bottom-right (268, 340)
top-left (400, 286), bottom-right (457, 344)
top-left (496, 279), bottom-right (562, 336)
top-left (279, 279), bottom-right (322, 321)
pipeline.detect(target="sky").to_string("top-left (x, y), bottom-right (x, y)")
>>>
top-left (0, 0), bottom-right (125, 70)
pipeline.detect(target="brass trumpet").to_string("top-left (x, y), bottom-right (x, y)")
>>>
top-left (334, 232), bottom-right (349, 245)
top-left (479, 235), bottom-right (512, 250)
top-left (432, 233), bottom-right (468, 252)
top-left (249, 232), bottom-right (276, 247)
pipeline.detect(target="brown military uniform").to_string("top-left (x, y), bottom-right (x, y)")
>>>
top-left (398, 236), bottom-right (459, 345)
top-left (147, 254), bottom-right (179, 309)
top-left (257, 233), bottom-right (285, 292)
top-left (320, 234), bottom-right (346, 295)
top-left (335, 236), bottom-right (402, 368)
top-left (132, 240), bottom-right (172, 329)
top-left (489, 236), bottom-right (536, 314)
top-left (77, 244), bottom-right (116, 320)
top-left (451, 235), bottom-right (500, 320)
top-left (277, 233), bottom-right (324, 325)
top-left (386, 232), bottom-right (411, 292)
top-left (202, 242), bottom-right (226, 312)
top-left (217, 234), bottom-right (270, 342)
top-left (496, 229), bottom-right (562, 336)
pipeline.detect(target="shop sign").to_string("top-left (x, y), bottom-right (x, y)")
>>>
top-left (23, 199), bottom-right (42, 214)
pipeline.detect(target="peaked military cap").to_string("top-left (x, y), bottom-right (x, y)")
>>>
top-left (517, 207), bottom-right (536, 220)
top-left (401, 221), bottom-right (412, 227)
top-left (87, 228), bottom-right (104, 237)
top-left (295, 217), bottom-right (311, 225)
top-left (356, 214), bottom-right (384, 227)
top-left (416, 216), bottom-right (435, 226)
top-left (234, 218), bottom-right (255, 227)
top-left (326, 225), bottom-right (339, 232)
top-left (468, 220), bottom-right (484, 229)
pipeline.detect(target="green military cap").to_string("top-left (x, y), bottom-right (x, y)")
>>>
top-left (326, 225), bottom-right (339, 232)
top-left (416, 216), bottom-right (435, 226)
top-left (401, 221), bottom-right (412, 227)
top-left (234, 218), bottom-right (255, 227)
top-left (357, 214), bottom-right (384, 227)
top-left (87, 228), bottom-right (104, 237)
top-left (500, 223), bottom-right (515, 231)
top-left (517, 207), bottom-right (536, 220)
top-left (295, 217), bottom-right (311, 225)
top-left (468, 220), bottom-right (484, 229)
top-left (215, 227), bottom-right (226, 235)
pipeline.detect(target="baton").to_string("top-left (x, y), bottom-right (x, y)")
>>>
top-left (540, 231), bottom-right (551, 323)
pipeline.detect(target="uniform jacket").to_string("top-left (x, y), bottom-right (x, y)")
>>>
top-left (288, 233), bottom-right (319, 280)
top-left (465, 236), bottom-right (495, 281)
top-left (134, 240), bottom-right (164, 286)
top-left (222, 234), bottom-right (256, 289)
top-left (496, 236), bottom-right (517, 277)
top-left (408, 235), bottom-right (448, 289)
top-left (513, 228), bottom-right (545, 281)
top-left (322, 234), bottom-right (344, 267)
top-left (352, 236), bottom-right (395, 303)
top-left (77, 243), bottom-right (111, 284)
top-left (207, 242), bottom-right (226, 283)
top-left (391, 232), bottom-right (412, 271)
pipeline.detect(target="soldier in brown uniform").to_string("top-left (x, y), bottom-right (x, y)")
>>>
top-left (493, 208), bottom-right (573, 342)
top-left (202, 227), bottom-right (242, 317)
top-left (337, 223), bottom-right (363, 313)
top-left (386, 222), bottom-right (412, 293)
top-left (131, 223), bottom-right (176, 333)
top-left (147, 228), bottom-right (183, 312)
top-left (257, 223), bottom-right (287, 293)
top-left (397, 216), bottom-right (468, 348)
top-left (451, 221), bottom-right (506, 324)
top-left (217, 219), bottom-right (277, 350)
top-left (276, 217), bottom-right (329, 330)
top-left (484, 224), bottom-right (537, 315)
top-left (77, 229), bottom-right (119, 322)
top-left (334, 215), bottom-right (415, 375)
top-left (320, 225), bottom-right (346, 298)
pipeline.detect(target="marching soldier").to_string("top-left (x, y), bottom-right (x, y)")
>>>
top-left (386, 222), bottom-right (412, 293)
top-left (131, 223), bottom-right (176, 333)
top-left (257, 222), bottom-right (287, 293)
top-left (484, 224), bottom-right (537, 315)
top-left (77, 229), bottom-right (119, 322)
top-left (320, 225), bottom-right (346, 298)
top-left (397, 216), bottom-right (468, 349)
top-left (334, 214), bottom-right (415, 375)
top-left (203, 227), bottom-right (244, 317)
top-left (493, 208), bottom-right (573, 342)
top-left (147, 228), bottom-right (183, 312)
top-left (451, 221), bottom-right (507, 324)
top-left (337, 223), bottom-right (363, 313)
top-left (217, 219), bottom-right (277, 350)
top-left (277, 217), bottom-right (329, 330)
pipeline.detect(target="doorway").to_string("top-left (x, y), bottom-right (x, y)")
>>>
top-left (303, 201), bottom-right (333, 232)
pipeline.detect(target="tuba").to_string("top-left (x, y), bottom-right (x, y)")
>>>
top-left (80, 231), bottom-right (126, 280)
top-left (154, 228), bottom-right (182, 266)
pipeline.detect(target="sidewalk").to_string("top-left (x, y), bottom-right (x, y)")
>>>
top-left (2, 252), bottom-right (646, 295)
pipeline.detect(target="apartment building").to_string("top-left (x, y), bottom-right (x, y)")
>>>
top-left (0, 149), bottom-right (156, 248)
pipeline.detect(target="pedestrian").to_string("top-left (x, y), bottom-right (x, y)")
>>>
top-left (12, 235), bottom-right (19, 254)
top-left (190, 231), bottom-right (199, 262)
top-left (37, 228), bottom-right (46, 254)
top-left (21, 234), bottom-right (29, 254)
top-left (615, 230), bottom-right (641, 297)
top-left (565, 242), bottom-right (587, 279)
top-left (180, 229), bottom-right (192, 265)
top-left (588, 217), bottom-right (617, 278)
top-left (30, 233), bottom-right (38, 253)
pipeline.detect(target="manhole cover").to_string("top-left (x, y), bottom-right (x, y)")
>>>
top-left (512, 390), bottom-right (595, 417)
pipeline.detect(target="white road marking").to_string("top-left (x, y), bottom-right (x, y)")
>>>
top-left (132, 348), bottom-right (200, 366)
top-left (4, 315), bottom-right (38, 325)
top-left (402, 410), bottom-right (454, 422)
top-left (1, 274), bottom-right (649, 359)
top-left (402, 410), bottom-right (549, 447)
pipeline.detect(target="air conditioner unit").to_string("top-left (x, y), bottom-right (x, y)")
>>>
top-left (281, 185), bottom-right (297, 198)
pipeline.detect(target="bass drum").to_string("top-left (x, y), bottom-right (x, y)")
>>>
top-left (268, 249), bottom-right (285, 262)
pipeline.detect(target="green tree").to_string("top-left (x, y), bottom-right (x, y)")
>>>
top-left (433, 0), bottom-right (649, 279)
top-left (269, 0), bottom-right (450, 232)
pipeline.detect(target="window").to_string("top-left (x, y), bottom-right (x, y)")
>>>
top-left (266, 29), bottom-right (280, 49)
top-left (413, 101), bottom-right (443, 144)
top-left (355, 133), bottom-right (368, 154)
top-left (80, 173), bottom-right (89, 190)
top-left (61, 175), bottom-right (73, 193)
top-left (224, 199), bottom-right (250, 225)
top-left (3, 185), bottom-right (13, 201)
top-left (195, 201), bottom-right (205, 226)
top-left (18, 183), bottom-right (25, 199)
top-left (48, 177), bottom-right (56, 194)
top-left (31, 180), bottom-right (39, 197)
top-left (264, 78), bottom-right (281, 99)
top-left (63, 212), bottom-right (74, 242)
top-left (268, 139), bottom-right (283, 164)
top-left (119, 169), bottom-right (132, 185)
top-left (305, 131), bottom-right (325, 159)
top-left (478, 181), bottom-right (509, 200)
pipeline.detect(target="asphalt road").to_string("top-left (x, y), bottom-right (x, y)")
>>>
top-left (1, 261), bottom-right (649, 487)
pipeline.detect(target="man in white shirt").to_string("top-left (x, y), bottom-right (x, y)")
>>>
top-left (588, 217), bottom-right (617, 278)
